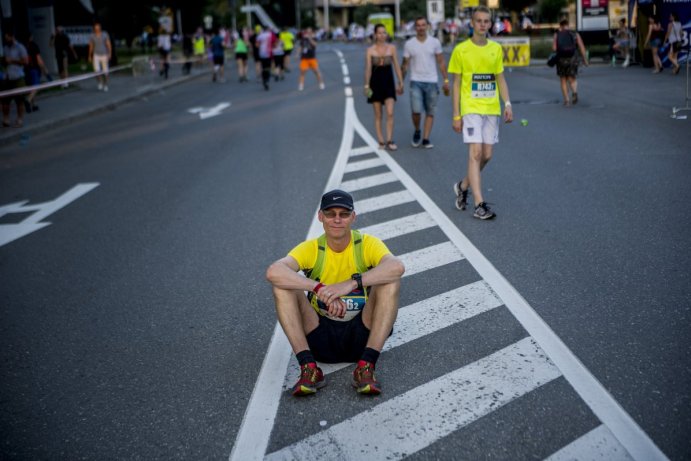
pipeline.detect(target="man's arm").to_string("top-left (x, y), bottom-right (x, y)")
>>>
top-left (106, 34), bottom-right (112, 59)
top-left (497, 72), bottom-right (513, 123)
top-left (266, 256), bottom-right (319, 292)
top-left (436, 52), bottom-right (449, 94)
top-left (319, 254), bottom-right (404, 309)
top-left (452, 71), bottom-right (462, 132)
top-left (400, 56), bottom-right (409, 81)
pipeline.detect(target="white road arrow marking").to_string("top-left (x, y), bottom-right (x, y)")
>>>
top-left (0, 183), bottom-right (99, 247)
top-left (187, 102), bottom-right (231, 120)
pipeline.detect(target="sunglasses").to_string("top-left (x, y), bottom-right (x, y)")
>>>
top-left (322, 210), bottom-right (353, 219)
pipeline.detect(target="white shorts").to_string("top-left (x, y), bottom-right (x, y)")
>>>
top-left (92, 54), bottom-right (109, 74)
top-left (462, 114), bottom-right (499, 145)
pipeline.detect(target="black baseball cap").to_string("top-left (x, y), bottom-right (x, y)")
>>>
top-left (320, 189), bottom-right (354, 211)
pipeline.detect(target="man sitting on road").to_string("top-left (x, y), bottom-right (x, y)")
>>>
top-left (266, 189), bottom-right (404, 396)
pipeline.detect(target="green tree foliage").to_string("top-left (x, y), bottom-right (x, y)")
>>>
top-left (537, 0), bottom-right (567, 22)
top-left (501, 0), bottom-right (538, 16)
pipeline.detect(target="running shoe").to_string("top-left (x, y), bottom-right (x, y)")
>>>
top-left (421, 139), bottom-right (434, 149)
top-left (352, 361), bottom-right (381, 395)
top-left (473, 202), bottom-right (496, 220)
top-left (291, 363), bottom-right (325, 396)
top-left (453, 181), bottom-right (468, 211)
top-left (411, 130), bottom-right (421, 147)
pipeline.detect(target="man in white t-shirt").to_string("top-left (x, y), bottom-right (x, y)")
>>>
top-left (401, 17), bottom-right (449, 149)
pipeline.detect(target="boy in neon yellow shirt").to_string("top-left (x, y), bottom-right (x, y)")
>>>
top-left (449, 6), bottom-right (513, 220)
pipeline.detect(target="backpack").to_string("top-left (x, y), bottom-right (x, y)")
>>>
top-left (556, 30), bottom-right (576, 58)
top-left (304, 230), bottom-right (368, 282)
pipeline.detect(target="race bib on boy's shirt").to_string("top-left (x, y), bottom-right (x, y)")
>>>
top-left (471, 74), bottom-right (496, 98)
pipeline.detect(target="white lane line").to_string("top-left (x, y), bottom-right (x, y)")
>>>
top-left (284, 280), bottom-right (505, 384)
top-left (229, 74), bottom-right (358, 461)
top-left (356, 190), bottom-right (415, 215)
top-left (359, 212), bottom-right (435, 241)
top-left (361, 126), bottom-right (668, 461)
top-left (544, 425), bottom-right (635, 461)
top-left (399, 241), bottom-right (464, 277)
top-left (350, 146), bottom-right (378, 157)
top-left (344, 157), bottom-right (385, 173)
top-left (0, 183), bottom-right (100, 248)
top-left (267, 337), bottom-right (561, 460)
top-left (340, 171), bottom-right (398, 192)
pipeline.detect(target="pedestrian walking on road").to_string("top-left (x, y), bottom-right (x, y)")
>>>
top-left (612, 18), bottom-right (631, 67)
top-left (664, 12), bottom-right (682, 75)
top-left (234, 31), bottom-right (249, 82)
top-left (88, 22), bottom-right (112, 92)
top-left (210, 28), bottom-right (226, 82)
top-left (364, 24), bottom-right (404, 151)
top-left (25, 33), bottom-right (50, 113)
top-left (645, 16), bottom-right (665, 74)
top-left (553, 19), bottom-right (588, 105)
top-left (266, 189), bottom-right (405, 396)
top-left (157, 28), bottom-right (172, 79)
top-left (279, 27), bottom-right (295, 72)
top-left (401, 17), bottom-right (449, 149)
top-left (255, 26), bottom-right (274, 90)
top-left (449, 6), bottom-right (513, 220)
top-left (272, 33), bottom-right (286, 81)
top-left (1, 31), bottom-right (28, 127)
top-left (298, 28), bottom-right (325, 91)
top-left (51, 26), bottom-right (77, 87)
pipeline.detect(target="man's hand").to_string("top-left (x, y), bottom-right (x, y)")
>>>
top-left (317, 279), bottom-right (356, 319)
top-left (503, 105), bottom-right (513, 123)
top-left (452, 118), bottom-right (463, 133)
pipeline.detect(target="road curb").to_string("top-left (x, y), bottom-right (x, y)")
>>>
top-left (0, 71), bottom-right (208, 149)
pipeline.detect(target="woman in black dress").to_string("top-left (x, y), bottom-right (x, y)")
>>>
top-left (364, 24), bottom-right (404, 150)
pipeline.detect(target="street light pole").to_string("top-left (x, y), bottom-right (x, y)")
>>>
top-left (324, 0), bottom-right (329, 33)
top-left (395, 0), bottom-right (400, 35)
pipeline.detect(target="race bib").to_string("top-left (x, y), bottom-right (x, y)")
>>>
top-left (310, 289), bottom-right (367, 322)
top-left (471, 74), bottom-right (496, 98)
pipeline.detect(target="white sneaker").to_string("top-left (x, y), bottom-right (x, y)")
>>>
top-left (97, 83), bottom-right (103, 91)
top-left (623, 57), bottom-right (629, 68)
top-left (298, 84), bottom-right (304, 91)
top-left (61, 83), bottom-right (69, 89)
top-left (103, 85), bottom-right (109, 92)
top-left (319, 82), bottom-right (325, 90)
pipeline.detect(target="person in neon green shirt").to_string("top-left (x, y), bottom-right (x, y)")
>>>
top-left (449, 6), bottom-right (513, 220)
top-left (278, 27), bottom-right (295, 72)
top-left (266, 189), bottom-right (404, 396)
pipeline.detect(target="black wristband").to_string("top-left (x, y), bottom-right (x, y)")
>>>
top-left (351, 273), bottom-right (363, 291)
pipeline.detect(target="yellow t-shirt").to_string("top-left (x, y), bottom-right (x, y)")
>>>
top-left (279, 31), bottom-right (295, 50)
top-left (448, 39), bottom-right (504, 116)
top-left (288, 232), bottom-right (391, 321)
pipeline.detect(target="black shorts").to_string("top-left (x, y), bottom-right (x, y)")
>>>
top-left (235, 52), bottom-right (248, 62)
top-left (213, 55), bottom-right (224, 66)
top-left (307, 313), bottom-right (370, 363)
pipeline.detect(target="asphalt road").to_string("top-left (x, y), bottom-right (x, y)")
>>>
top-left (1, 43), bottom-right (689, 460)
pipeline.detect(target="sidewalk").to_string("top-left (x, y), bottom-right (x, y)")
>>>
top-left (0, 66), bottom-right (206, 148)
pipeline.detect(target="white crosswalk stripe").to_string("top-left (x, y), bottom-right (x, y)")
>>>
top-left (355, 190), bottom-right (415, 215)
top-left (398, 241), bottom-right (464, 277)
top-left (267, 338), bottom-right (561, 460)
top-left (340, 171), bottom-right (398, 192)
top-left (359, 211), bottom-right (436, 241)
top-left (544, 425), bottom-right (635, 461)
top-left (343, 157), bottom-right (385, 173)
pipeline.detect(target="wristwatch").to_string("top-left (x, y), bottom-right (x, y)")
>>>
top-left (351, 273), bottom-right (363, 291)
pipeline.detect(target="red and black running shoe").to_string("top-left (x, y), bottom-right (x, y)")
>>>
top-left (352, 361), bottom-right (381, 395)
top-left (291, 363), bottom-right (326, 396)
